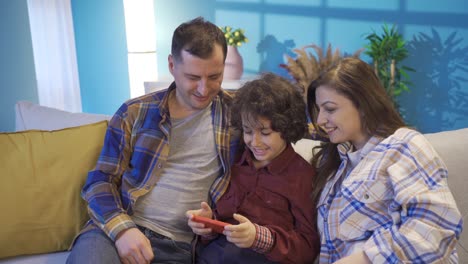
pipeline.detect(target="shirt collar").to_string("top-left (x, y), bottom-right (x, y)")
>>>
top-left (337, 135), bottom-right (384, 159)
top-left (158, 82), bottom-right (176, 117)
top-left (238, 144), bottom-right (296, 174)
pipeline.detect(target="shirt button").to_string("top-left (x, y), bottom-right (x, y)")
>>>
top-left (364, 194), bottom-right (369, 199)
top-left (158, 164), bottom-right (162, 168)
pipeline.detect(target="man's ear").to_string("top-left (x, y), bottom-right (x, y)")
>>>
top-left (168, 54), bottom-right (175, 75)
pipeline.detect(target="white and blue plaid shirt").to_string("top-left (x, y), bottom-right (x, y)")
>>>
top-left (317, 128), bottom-right (463, 263)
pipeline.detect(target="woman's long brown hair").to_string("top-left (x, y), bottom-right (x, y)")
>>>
top-left (307, 58), bottom-right (406, 204)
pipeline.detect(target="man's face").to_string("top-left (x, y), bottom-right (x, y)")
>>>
top-left (168, 44), bottom-right (225, 113)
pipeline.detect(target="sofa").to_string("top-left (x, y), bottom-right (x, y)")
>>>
top-left (0, 101), bottom-right (467, 263)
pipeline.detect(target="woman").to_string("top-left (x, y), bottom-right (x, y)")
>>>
top-left (307, 57), bottom-right (463, 263)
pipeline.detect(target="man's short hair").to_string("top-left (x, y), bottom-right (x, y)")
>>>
top-left (171, 17), bottom-right (227, 62)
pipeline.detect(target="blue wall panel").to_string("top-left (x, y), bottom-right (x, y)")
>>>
top-left (71, 0), bottom-right (130, 115)
top-left (1, 0), bottom-right (467, 133)
top-left (211, 0), bottom-right (468, 133)
top-left (0, 0), bottom-right (37, 132)
top-left (154, 0), bottom-right (215, 79)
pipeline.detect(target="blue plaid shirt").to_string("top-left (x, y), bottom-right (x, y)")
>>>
top-left (317, 128), bottom-right (463, 263)
top-left (80, 83), bottom-right (241, 241)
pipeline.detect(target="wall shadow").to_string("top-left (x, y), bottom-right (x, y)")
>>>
top-left (256, 34), bottom-right (295, 78)
top-left (400, 29), bottom-right (468, 132)
top-left (214, 0), bottom-right (468, 132)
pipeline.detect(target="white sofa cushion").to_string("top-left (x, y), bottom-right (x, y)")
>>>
top-left (424, 128), bottom-right (468, 261)
top-left (15, 101), bottom-right (111, 131)
top-left (292, 138), bottom-right (321, 163)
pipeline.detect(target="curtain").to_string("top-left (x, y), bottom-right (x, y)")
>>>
top-left (27, 0), bottom-right (81, 112)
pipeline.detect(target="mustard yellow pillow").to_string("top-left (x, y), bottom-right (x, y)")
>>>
top-left (0, 121), bottom-right (107, 259)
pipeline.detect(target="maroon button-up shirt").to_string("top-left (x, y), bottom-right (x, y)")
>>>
top-left (214, 144), bottom-right (319, 263)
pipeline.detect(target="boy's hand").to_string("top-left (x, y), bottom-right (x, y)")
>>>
top-left (224, 213), bottom-right (256, 248)
top-left (186, 202), bottom-right (214, 236)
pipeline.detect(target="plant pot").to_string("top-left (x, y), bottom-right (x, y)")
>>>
top-left (224, 46), bottom-right (244, 80)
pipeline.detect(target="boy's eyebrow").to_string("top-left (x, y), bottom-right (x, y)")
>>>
top-left (242, 125), bottom-right (272, 130)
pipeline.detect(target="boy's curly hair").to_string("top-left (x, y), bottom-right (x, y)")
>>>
top-left (231, 73), bottom-right (307, 144)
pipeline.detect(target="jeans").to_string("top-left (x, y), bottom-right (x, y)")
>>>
top-left (66, 227), bottom-right (192, 264)
top-left (197, 236), bottom-right (277, 264)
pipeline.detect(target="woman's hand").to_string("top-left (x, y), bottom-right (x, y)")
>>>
top-left (186, 202), bottom-right (214, 236)
top-left (223, 213), bottom-right (256, 248)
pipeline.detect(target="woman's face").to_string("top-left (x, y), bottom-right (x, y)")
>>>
top-left (315, 85), bottom-right (369, 150)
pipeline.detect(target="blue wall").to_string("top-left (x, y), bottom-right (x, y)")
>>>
top-left (154, 0), bottom-right (215, 79)
top-left (0, 0), bottom-right (38, 132)
top-left (71, 0), bottom-right (130, 115)
top-left (210, 0), bottom-right (468, 133)
top-left (0, 0), bottom-right (129, 131)
top-left (1, 0), bottom-right (467, 133)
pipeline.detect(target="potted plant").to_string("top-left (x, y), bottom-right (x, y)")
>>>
top-left (220, 26), bottom-right (248, 47)
top-left (281, 44), bottom-right (362, 100)
top-left (364, 24), bottom-right (414, 100)
top-left (220, 26), bottom-right (248, 80)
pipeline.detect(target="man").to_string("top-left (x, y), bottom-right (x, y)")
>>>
top-left (67, 17), bottom-right (241, 264)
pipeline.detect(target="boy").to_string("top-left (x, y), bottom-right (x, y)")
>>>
top-left (186, 73), bottom-right (319, 264)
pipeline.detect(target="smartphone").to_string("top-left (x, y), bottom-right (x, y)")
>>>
top-left (191, 215), bottom-right (231, 234)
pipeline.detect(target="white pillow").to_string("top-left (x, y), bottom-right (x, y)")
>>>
top-left (423, 128), bottom-right (468, 260)
top-left (292, 138), bottom-right (321, 163)
top-left (15, 101), bottom-right (111, 131)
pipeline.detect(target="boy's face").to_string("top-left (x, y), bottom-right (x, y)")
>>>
top-left (242, 115), bottom-right (287, 168)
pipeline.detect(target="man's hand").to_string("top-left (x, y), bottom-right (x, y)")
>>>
top-left (223, 213), bottom-right (256, 248)
top-left (115, 228), bottom-right (154, 264)
top-left (186, 202), bottom-right (214, 236)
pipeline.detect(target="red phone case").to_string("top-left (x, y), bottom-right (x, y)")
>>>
top-left (192, 215), bottom-right (231, 234)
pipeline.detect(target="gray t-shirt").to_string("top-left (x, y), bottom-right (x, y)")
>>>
top-left (132, 104), bottom-right (221, 243)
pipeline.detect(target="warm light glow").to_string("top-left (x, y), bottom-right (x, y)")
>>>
top-left (123, 0), bottom-right (157, 98)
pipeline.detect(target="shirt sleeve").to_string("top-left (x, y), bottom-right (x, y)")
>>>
top-left (251, 224), bottom-right (274, 253)
top-left (362, 134), bottom-right (463, 262)
top-left (81, 103), bottom-right (136, 241)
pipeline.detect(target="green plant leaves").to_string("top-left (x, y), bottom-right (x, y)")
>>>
top-left (363, 23), bottom-right (414, 100)
top-left (220, 26), bottom-right (248, 47)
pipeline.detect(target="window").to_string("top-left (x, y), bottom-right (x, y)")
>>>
top-left (123, 0), bottom-right (157, 98)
